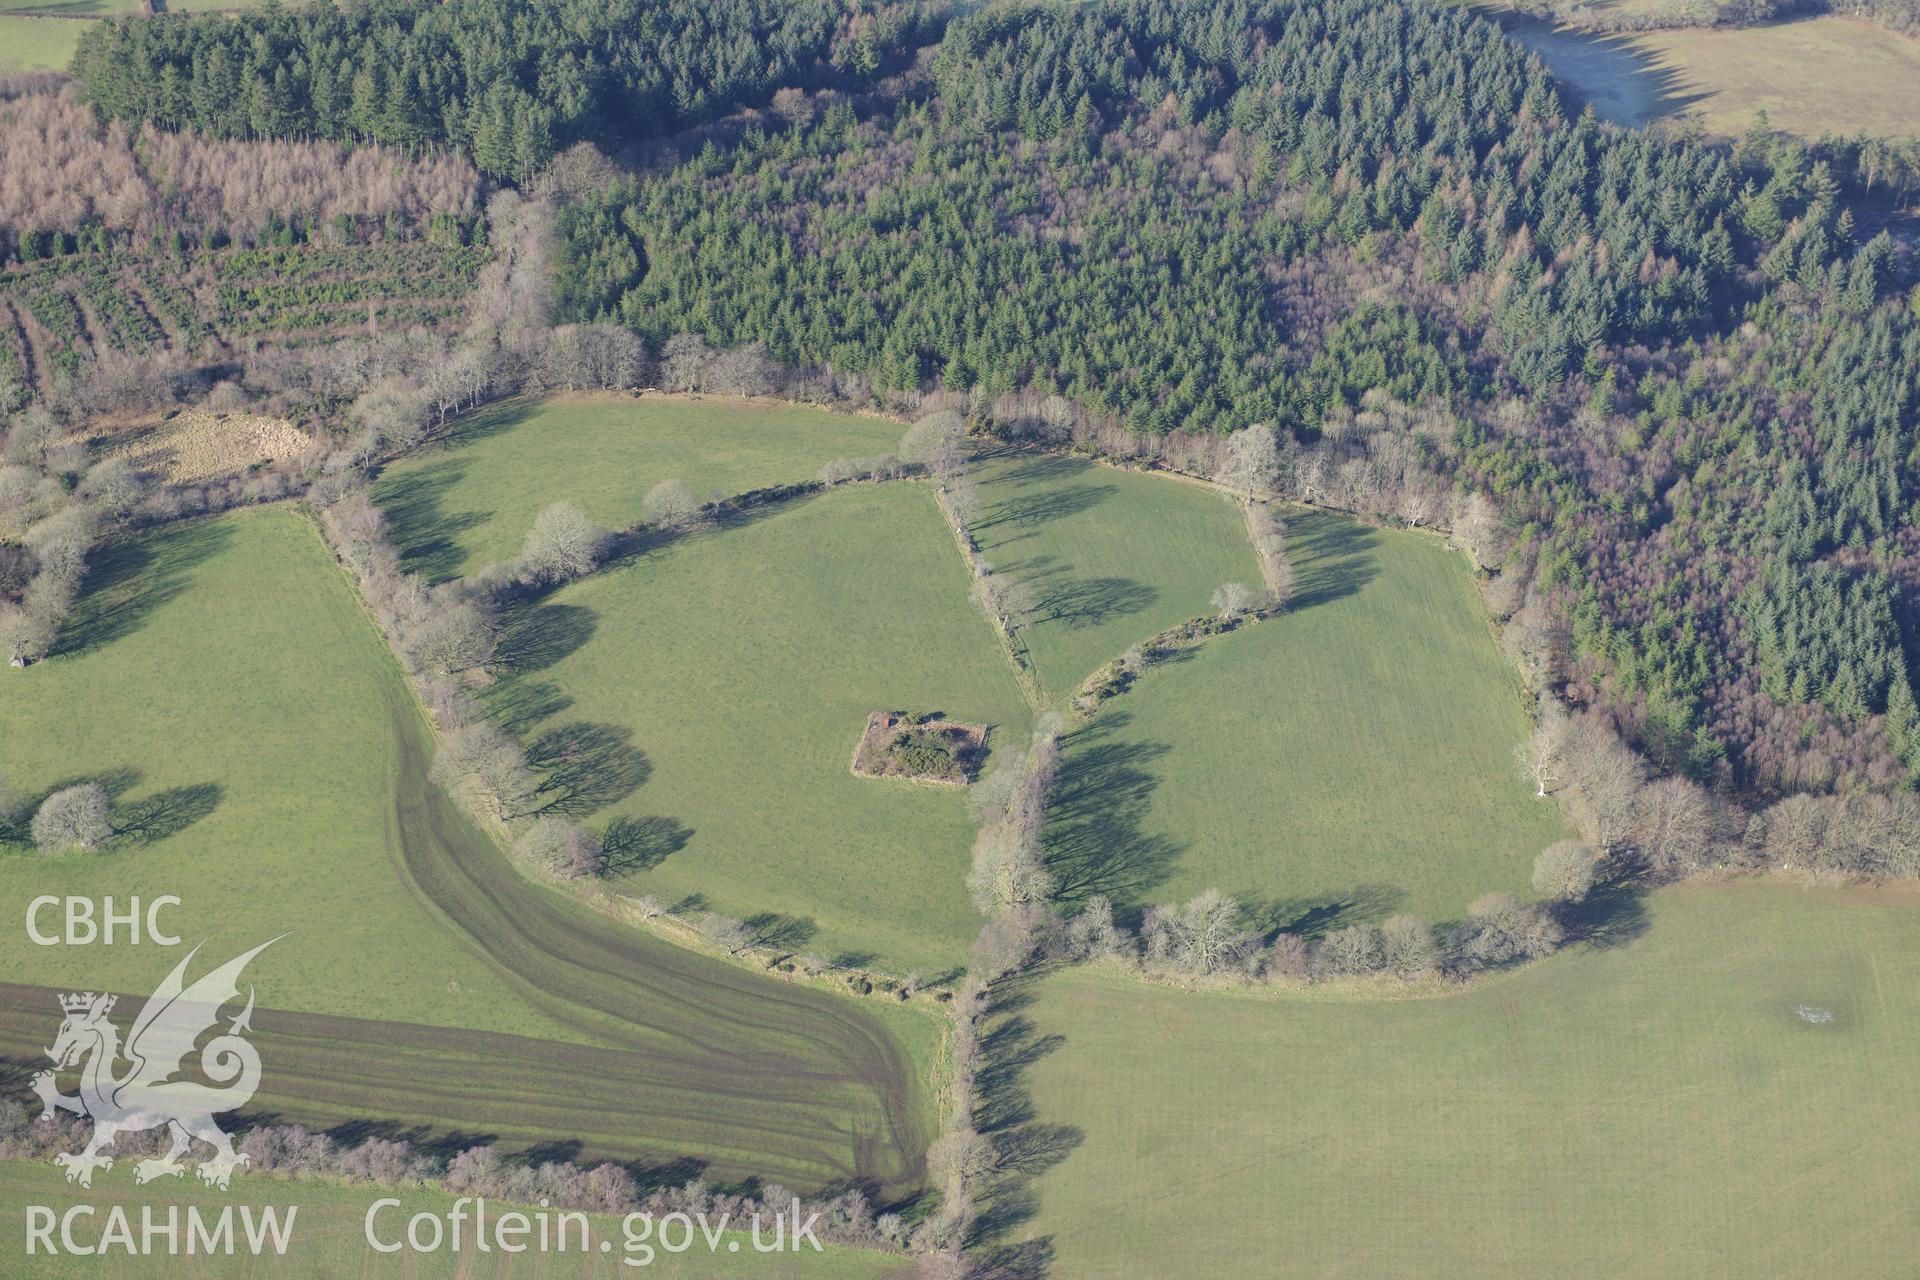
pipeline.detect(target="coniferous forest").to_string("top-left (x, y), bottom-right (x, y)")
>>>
top-left (37, 0), bottom-right (1920, 797)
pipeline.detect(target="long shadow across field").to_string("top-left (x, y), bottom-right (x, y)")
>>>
top-left (1286, 507), bottom-right (1379, 610)
top-left (55, 518), bottom-right (230, 658)
top-left (1475, 7), bottom-right (1709, 128)
top-left (1044, 713), bottom-right (1184, 919)
top-left (372, 459), bottom-right (489, 583)
top-left (0, 695), bottom-right (933, 1199)
top-left (378, 690), bottom-right (933, 1195)
top-left (967, 976), bottom-right (1082, 1280)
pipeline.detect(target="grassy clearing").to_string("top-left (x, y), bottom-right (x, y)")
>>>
top-left (0, 508), bottom-right (937, 1193)
top-left (0, 508), bottom-right (578, 1040)
top-left (1482, 7), bottom-right (1920, 139)
top-left (0, 0), bottom-right (133, 13)
top-left (1634, 18), bottom-right (1920, 139)
top-left (0, 15), bottom-right (83, 71)
top-left (0, 1162), bottom-right (909, 1279)
top-left (1047, 508), bottom-right (1567, 925)
top-left (970, 453), bottom-right (1263, 703)
top-left (488, 481), bottom-right (1033, 974)
top-left (374, 394), bottom-right (906, 580)
top-left (1008, 881), bottom-right (1920, 1279)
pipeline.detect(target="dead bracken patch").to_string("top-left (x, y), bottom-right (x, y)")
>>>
top-left (102, 409), bottom-right (315, 484)
top-left (851, 711), bottom-right (988, 786)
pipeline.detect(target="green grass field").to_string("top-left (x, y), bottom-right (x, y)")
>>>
top-left (0, 0), bottom-right (132, 14)
top-left (1484, 8), bottom-right (1920, 139)
top-left (374, 394), bottom-right (907, 580)
top-left (0, 15), bottom-right (83, 71)
top-left (489, 481), bottom-right (1033, 974)
top-left (1634, 18), bottom-right (1920, 140)
top-left (0, 1163), bottom-right (910, 1278)
top-left (1047, 508), bottom-right (1567, 924)
top-left (0, 508), bottom-right (578, 1040)
top-left (1008, 881), bottom-right (1920, 1279)
top-left (971, 454), bottom-right (1263, 703)
top-left (0, 508), bottom-right (938, 1193)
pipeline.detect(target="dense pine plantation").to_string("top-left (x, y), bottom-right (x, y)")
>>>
top-left (68, 0), bottom-right (939, 180)
top-left (541, 0), bottom-right (1920, 798)
top-left (12, 1), bottom-right (1920, 1273)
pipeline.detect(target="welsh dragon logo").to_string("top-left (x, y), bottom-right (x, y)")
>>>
top-left (31, 938), bottom-right (281, 1191)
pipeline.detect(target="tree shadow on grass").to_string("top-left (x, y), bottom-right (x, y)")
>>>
top-left (601, 815), bottom-right (694, 875)
top-left (525, 723), bottom-right (652, 817)
top-left (1238, 883), bottom-right (1405, 941)
top-left (989, 553), bottom-right (1159, 631)
top-left (1037, 575), bottom-right (1157, 630)
top-left (371, 460), bottom-right (490, 583)
top-left (484, 678), bottom-right (574, 736)
top-left (976, 482), bottom-right (1117, 539)
top-left (1286, 509), bottom-right (1379, 611)
top-left (55, 519), bottom-right (231, 659)
top-left (968, 974), bottom-right (1081, 1278)
top-left (1557, 863), bottom-right (1651, 951)
top-left (112, 783), bottom-right (222, 846)
top-left (495, 602), bottom-right (596, 674)
top-left (1043, 714), bottom-right (1182, 915)
top-left (744, 913), bottom-right (818, 954)
top-left (593, 485), bottom-right (822, 579)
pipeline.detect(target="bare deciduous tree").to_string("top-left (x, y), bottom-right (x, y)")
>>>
top-left (1210, 581), bottom-right (1254, 621)
top-left (1449, 491), bottom-right (1511, 571)
top-left (1637, 775), bottom-right (1713, 876)
top-left (704, 343), bottom-right (781, 397)
top-left (1059, 895), bottom-right (1125, 960)
top-left (1380, 915), bottom-right (1439, 977)
top-left (433, 722), bottom-right (538, 821)
top-left (899, 410), bottom-right (969, 480)
top-left (1757, 792), bottom-right (1828, 869)
top-left (1143, 889), bottom-right (1259, 976)
top-left (1532, 840), bottom-right (1600, 902)
top-left (1216, 423), bottom-right (1280, 503)
top-left (407, 600), bottom-right (498, 676)
top-left (513, 817), bottom-right (604, 879)
top-left (32, 783), bottom-right (111, 853)
top-left (1566, 718), bottom-right (1644, 851)
top-left (698, 913), bottom-right (755, 954)
top-left (1311, 922), bottom-right (1386, 978)
top-left (1514, 709), bottom-right (1568, 798)
top-left (519, 501), bottom-right (608, 584)
top-left (1266, 932), bottom-right (1310, 980)
top-left (661, 333), bottom-right (711, 392)
top-left (1448, 892), bottom-right (1563, 973)
top-left (642, 479), bottom-right (703, 530)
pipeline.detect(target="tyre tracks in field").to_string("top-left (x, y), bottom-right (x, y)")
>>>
top-left (0, 693), bottom-right (931, 1196)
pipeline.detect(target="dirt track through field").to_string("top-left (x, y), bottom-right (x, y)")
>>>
top-left (0, 692), bottom-right (931, 1196)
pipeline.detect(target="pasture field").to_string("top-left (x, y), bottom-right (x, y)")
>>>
top-left (0, 508), bottom-right (573, 1039)
top-left (0, 15), bottom-right (82, 71)
top-left (0, 0), bottom-right (132, 12)
top-left (374, 394), bottom-right (906, 580)
top-left (1483, 8), bottom-right (1920, 139)
top-left (488, 480), bottom-right (1033, 975)
top-left (970, 453), bottom-right (1263, 703)
top-left (0, 508), bottom-right (937, 1194)
top-left (1047, 507), bottom-right (1567, 924)
top-left (1008, 881), bottom-right (1920, 1279)
top-left (1632, 18), bottom-right (1920, 139)
top-left (0, 1163), bottom-right (910, 1279)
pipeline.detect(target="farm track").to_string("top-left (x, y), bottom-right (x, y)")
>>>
top-left (0, 688), bottom-right (933, 1196)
